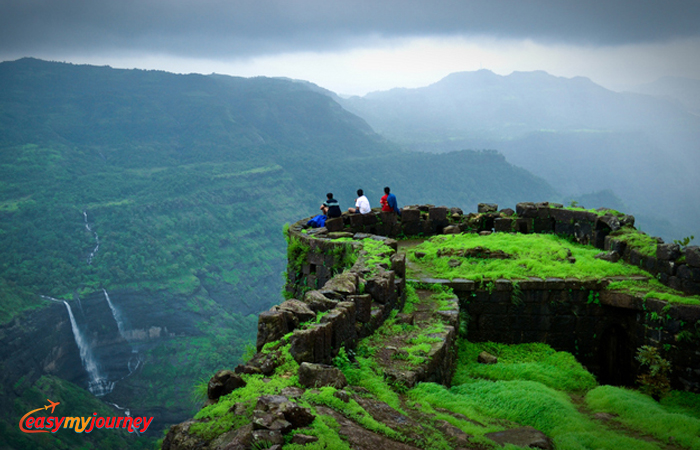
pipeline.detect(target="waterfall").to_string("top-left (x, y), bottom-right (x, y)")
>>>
top-left (103, 289), bottom-right (128, 341)
top-left (63, 301), bottom-right (114, 397)
top-left (103, 289), bottom-right (142, 380)
top-left (83, 211), bottom-right (100, 265)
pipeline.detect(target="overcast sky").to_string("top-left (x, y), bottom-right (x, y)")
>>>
top-left (1, 0), bottom-right (699, 95)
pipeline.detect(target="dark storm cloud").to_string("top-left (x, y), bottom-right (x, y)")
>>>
top-left (1, 0), bottom-right (699, 58)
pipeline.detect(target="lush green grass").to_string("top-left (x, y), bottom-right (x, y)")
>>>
top-left (606, 280), bottom-right (700, 305)
top-left (454, 341), bottom-right (598, 393)
top-left (411, 380), bottom-right (665, 450)
top-left (407, 233), bottom-right (648, 281)
top-left (586, 386), bottom-right (700, 449)
top-left (191, 344), bottom-right (300, 440)
top-left (412, 339), bottom-right (699, 450)
top-left (607, 227), bottom-right (659, 256)
top-left (360, 238), bottom-right (394, 275)
top-left (302, 387), bottom-right (402, 440)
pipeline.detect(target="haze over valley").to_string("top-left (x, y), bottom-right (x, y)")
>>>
top-left (1, 1), bottom-right (699, 448)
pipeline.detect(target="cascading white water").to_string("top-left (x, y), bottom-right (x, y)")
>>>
top-left (103, 289), bottom-right (128, 341)
top-left (63, 301), bottom-right (114, 396)
top-left (83, 211), bottom-right (100, 265)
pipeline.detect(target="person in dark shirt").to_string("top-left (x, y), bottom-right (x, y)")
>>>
top-left (320, 193), bottom-right (341, 218)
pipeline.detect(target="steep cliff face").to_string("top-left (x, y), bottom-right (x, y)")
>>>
top-left (0, 288), bottom-right (211, 437)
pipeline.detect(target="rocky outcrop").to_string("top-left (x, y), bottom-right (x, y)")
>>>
top-left (298, 362), bottom-right (348, 388)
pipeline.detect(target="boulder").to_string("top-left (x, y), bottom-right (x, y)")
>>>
top-left (478, 203), bottom-right (499, 213)
top-left (400, 208), bottom-right (420, 222)
top-left (686, 246), bottom-right (700, 268)
top-left (303, 290), bottom-right (337, 313)
top-left (323, 272), bottom-right (358, 296)
top-left (255, 395), bottom-right (315, 429)
top-left (443, 225), bottom-right (461, 234)
top-left (162, 420), bottom-right (207, 450)
top-left (657, 243), bottom-right (681, 261)
top-left (348, 294), bottom-right (372, 323)
top-left (325, 217), bottom-right (344, 232)
top-left (298, 362), bottom-right (348, 388)
top-left (207, 370), bottom-right (247, 401)
top-left (320, 303), bottom-right (357, 349)
top-left (292, 434), bottom-right (320, 445)
top-left (365, 270), bottom-right (396, 305)
top-left (276, 299), bottom-right (316, 324)
top-left (429, 206), bottom-right (448, 222)
top-left (516, 202), bottom-right (537, 218)
top-left (391, 253), bottom-right (406, 278)
top-left (478, 351), bottom-right (498, 364)
top-left (594, 251), bottom-right (621, 263)
top-left (257, 310), bottom-right (293, 351)
top-left (289, 322), bottom-right (333, 364)
top-left (597, 214), bottom-right (621, 232)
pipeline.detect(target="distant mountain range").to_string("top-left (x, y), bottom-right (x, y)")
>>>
top-left (630, 76), bottom-right (700, 116)
top-left (337, 70), bottom-right (700, 240)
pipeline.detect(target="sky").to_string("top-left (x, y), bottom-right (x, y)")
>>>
top-left (1, 0), bottom-right (699, 96)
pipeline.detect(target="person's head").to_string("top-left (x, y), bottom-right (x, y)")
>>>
top-left (384, 186), bottom-right (390, 194)
top-left (326, 193), bottom-right (334, 200)
top-left (357, 189), bottom-right (363, 197)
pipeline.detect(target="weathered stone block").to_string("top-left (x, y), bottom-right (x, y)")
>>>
top-left (257, 310), bottom-right (292, 351)
top-left (515, 218), bottom-right (532, 234)
top-left (365, 270), bottom-right (396, 305)
top-left (347, 294), bottom-right (372, 323)
top-left (289, 323), bottom-right (333, 364)
top-left (686, 246), bottom-right (700, 268)
top-left (597, 214), bottom-right (621, 232)
top-left (303, 290), bottom-right (337, 313)
top-left (494, 218), bottom-right (513, 232)
top-left (320, 303), bottom-right (357, 350)
top-left (533, 218), bottom-right (555, 233)
top-left (325, 217), bottom-right (344, 232)
top-left (349, 213), bottom-right (364, 228)
top-left (402, 220), bottom-right (423, 237)
top-left (361, 212), bottom-right (378, 226)
top-left (390, 253), bottom-right (406, 278)
top-left (478, 351), bottom-right (498, 364)
top-left (400, 208), bottom-right (420, 222)
top-left (516, 202), bottom-right (537, 218)
top-left (322, 272), bottom-right (358, 296)
top-left (275, 299), bottom-right (316, 325)
top-left (554, 220), bottom-right (575, 236)
top-left (478, 203), bottom-right (498, 213)
top-left (544, 277), bottom-right (566, 290)
top-left (298, 362), bottom-right (348, 389)
top-left (208, 370), bottom-right (246, 402)
top-left (657, 243), bottom-right (681, 261)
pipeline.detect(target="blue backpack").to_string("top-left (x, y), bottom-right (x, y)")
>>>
top-left (307, 214), bottom-right (327, 228)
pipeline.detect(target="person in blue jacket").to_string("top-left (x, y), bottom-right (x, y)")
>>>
top-left (380, 186), bottom-right (401, 216)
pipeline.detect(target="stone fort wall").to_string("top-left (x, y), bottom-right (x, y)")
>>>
top-left (276, 202), bottom-right (700, 392)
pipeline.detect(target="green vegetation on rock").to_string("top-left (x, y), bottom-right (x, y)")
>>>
top-left (407, 233), bottom-right (648, 281)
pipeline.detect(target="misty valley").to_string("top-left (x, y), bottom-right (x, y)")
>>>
top-left (0, 58), bottom-right (699, 450)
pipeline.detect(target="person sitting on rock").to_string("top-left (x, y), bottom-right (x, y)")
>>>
top-left (380, 186), bottom-right (401, 216)
top-left (348, 189), bottom-right (370, 214)
top-left (320, 192), bottom-right (342, 218)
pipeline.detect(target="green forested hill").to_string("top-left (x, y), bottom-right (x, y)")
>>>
top-left (0, 58), bottom-right (556, 446)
